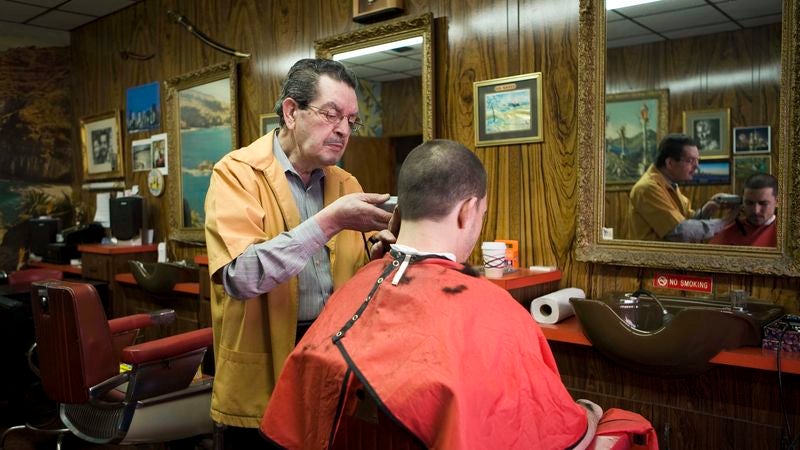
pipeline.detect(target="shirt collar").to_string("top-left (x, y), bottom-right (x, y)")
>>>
top-left (390, 243), bottom-right (457, 262)
top-left (273, 133), bottom-right (324, 184)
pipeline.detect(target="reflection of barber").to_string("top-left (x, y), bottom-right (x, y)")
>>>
top-left (709, 173), bottom-right (777, 247)
top-left (627, 134), bottom-right (736, 241)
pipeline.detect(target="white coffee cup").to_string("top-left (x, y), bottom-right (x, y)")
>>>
top-left (481, 242), bottom-right (506, 279)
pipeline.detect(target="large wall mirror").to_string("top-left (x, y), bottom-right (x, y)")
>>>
top-left (315, 13), bottom-right (433, 195)
top-left (576, 0), bottom-right (800, 275)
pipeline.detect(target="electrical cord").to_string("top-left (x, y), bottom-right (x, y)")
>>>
top-left (776, 321), bottom-right (799, 450)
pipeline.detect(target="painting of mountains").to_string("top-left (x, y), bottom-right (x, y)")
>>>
top-left (605, 89), bottom-right (669, 185)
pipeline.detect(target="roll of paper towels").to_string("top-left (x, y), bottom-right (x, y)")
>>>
top-left (530, 288), bottom-right (586, 324)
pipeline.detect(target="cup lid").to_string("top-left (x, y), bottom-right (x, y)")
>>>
top-left (481, 242), bottom-right (506, 250)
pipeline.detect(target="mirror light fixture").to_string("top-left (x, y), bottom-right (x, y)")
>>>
top-left (332, 36), bottom-right (423, 61)
top-left (606, 0), bottom-right (661, 10)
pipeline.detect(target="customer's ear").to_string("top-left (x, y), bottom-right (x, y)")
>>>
top-left (456, 197), bottom-right (479, 230)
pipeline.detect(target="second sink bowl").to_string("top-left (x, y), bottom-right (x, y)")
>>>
top-left (570, 293), bottom-right (784, 376)
top-left (129, 260), bottom-right (199, 295)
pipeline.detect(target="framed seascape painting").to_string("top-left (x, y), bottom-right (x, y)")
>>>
top-left (683, 108), bottom-right (730, 159)
top-left (260, 113), bottom-right (280, 136)
top-left (126, 81), bottom-right (161, 134)
top-left (733, 126), bottom-right (770, 154)
top-left (604, 89), bottom-right (668, 186)
top-left (733, 155), bottom-right (772, 194)
top-left (80, 111), bottom-right (124, 181)
top-left (473, 73), bottom-right (543, 147)
top-left (690, 160), bottom-right (730, 185)
top-left (165, 62), bottom-right (238, 241)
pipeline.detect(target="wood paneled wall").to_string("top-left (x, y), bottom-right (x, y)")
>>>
top-left (69, 2), bottom-right (800, 446)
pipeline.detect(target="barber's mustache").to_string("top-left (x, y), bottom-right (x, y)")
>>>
top-left (324, 138), bottom-right (345, 145)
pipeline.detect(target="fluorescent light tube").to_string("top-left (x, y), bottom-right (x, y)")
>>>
top-left (333, 36), bottom-right (423, 61)
top-left (607, 0), bottom-right (662, 10)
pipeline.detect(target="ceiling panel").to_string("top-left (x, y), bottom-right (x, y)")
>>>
top-left (0, 1), bottom-right (46, 22)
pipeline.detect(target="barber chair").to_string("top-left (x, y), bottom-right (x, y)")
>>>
top-left (0, 280), bottom-right (214, 449)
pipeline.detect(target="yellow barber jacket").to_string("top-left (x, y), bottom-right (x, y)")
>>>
top-left (204, 130), bottom-right (367, 427)
top-left (627, 164), bottom-right (694, 240)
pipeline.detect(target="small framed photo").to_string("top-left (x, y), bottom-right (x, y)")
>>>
top-left (151, 132), bottom-right (168, 174)
top-left (683, 108), bottom-right (730, 159)
top-left (352, 0), bottom-right (404, 23)
top-left (80, 111), bottom-right (123, 181)
top-left (733, 155), bottom-right (772, 194)
top-left (733, 126), bottom-right (770, 154)
top-left (690, 160), bottom-right (730, 185)
top-left (131, 138), bottom-right (152, 172)
top-left (473, 73), bottom-right (543, 147)
top-left (126, 81), bottom-right (161, 134)
top-left (260, 113), bottom-right (280, 136)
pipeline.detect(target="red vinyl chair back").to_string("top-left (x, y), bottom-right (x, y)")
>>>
top-left (9, 268), bottom-right (62, 290)
top-left (30, 281), bottom-right (118, 404)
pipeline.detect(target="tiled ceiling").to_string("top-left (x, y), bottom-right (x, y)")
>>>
top-left (608, 0), bottom-right (782, 48)
top-left (339, 43), bottom-right (423, 83)
top-left (0, 0), bottom-right (139, 32)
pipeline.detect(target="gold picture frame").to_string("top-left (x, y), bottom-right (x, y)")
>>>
top-left (682, 108), bottom-right (731, 159)
top-left (259, 113), bottom-right (280, 136)
top-left (473, 73), bottom-right (543, 147)
top-left (165, 62), bottom-right (238, 242)
top-left (80, 110), bottom-right (124, 181)
top-left (605, 89), bottom-right (669, 186)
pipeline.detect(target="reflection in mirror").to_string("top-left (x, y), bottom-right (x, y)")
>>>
top-left (315, 14), bottom-right (433, 195)
top-left (604, 0), bottom-right (781, 245)
top-left (576, 0), bottom-right (800, 275)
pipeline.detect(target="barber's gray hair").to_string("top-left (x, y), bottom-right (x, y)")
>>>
top-left (398, 139), bottom-right (487, 221)
top-left (274, 59), bottom-right (358, 127)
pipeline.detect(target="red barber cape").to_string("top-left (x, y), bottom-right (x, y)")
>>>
top-left (261, 255), bottom-right (588, 449)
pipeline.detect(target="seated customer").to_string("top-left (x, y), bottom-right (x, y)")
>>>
top-left (627, 133), bottom-right (736, 242)
top-left (261, 139), bottom-right (600, 449)
top-left (710, 173), bottom-right (777, 247)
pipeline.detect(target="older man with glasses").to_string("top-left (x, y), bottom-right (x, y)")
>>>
top-left (204, 58), bottom-right (396, 448)
top-left (626, 133), bottom-right (737, 241)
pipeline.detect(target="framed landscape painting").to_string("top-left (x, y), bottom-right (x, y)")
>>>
top-left (733, 155), bottom-right (771, 194)
top-left (473, 73), bottom-right (543, 147)
top-left (604, 89), bottom-right (669, 185)
top-left (165, 62), bottom-right (238, 241)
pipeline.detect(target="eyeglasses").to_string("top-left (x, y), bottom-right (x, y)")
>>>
top-left (677, 157), bottom-right (699, 165)
top-left (306, 105), bottom-right (364, 133)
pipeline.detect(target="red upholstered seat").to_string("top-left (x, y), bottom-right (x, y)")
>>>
top-left (8, 268), bottom-right (62, 290)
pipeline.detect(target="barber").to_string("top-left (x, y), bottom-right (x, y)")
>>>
top-left (204, 58), bottom-right (393, 448)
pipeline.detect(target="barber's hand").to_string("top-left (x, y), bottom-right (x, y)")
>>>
top-left (699, 199), bottom-right (721, 218)
top-left (721, 205), bottom-right (741, 224)
top-left (315, 193), bottom-right (392, 238)
top-left (369, 206), bottom-right (401, 260)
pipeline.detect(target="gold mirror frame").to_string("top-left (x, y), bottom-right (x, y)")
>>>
top-left (165, 62), bottom-right (238, 242)
top-left (576, 0), bottom-right (800, 276)
top-left (314, 13), bottom-right (434, 142)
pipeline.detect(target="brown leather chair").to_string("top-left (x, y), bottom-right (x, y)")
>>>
top-left (0, 280), bottom-right (213, 449)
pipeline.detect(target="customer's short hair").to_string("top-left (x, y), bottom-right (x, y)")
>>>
top-left (398, 139), bottom-right (487, 221)
top-left (744, 173), bottom-right (778, 196)
top-left (655, 133), bottom-right (697, 168)
top-left (274, 59), bottom-right (358, 127)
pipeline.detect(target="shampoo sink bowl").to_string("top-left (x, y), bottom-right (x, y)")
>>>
top-left (129, 260), bottom-right (199, 295)
top-left (569, 292), bottom-right (784, 376)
